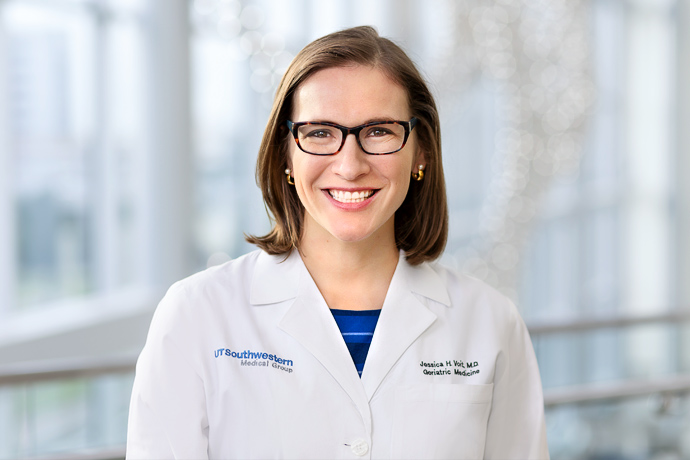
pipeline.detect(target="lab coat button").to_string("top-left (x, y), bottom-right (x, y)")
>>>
top-left (350, 439), bottom-right (369, 456)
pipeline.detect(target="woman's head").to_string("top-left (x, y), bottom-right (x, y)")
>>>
top-left (247, 26), bottom-right (448, 265)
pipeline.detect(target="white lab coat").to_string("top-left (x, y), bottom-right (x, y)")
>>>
top-left (127, 249), bottom-right (549, 460)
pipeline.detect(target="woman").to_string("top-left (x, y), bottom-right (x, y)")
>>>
top-left (127, 26), bottom-right (549, 459)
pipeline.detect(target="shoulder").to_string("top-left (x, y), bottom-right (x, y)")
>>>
top-left (152, 249), bottom-right (300, 320)
top-left (149, 250), bottom-right (267, 329)
top-left (426, 261), bottom-right (511, 304)
top-left (171, 249), bottom-right (262, 296)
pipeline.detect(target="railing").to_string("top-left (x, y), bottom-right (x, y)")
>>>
top-left (1, 310), bottom-right (690, 459)
top-left (7, 447), bottom-right (127, 460)
top-left (0, 356), bottom-right (135, 460)
top-left (527, 309), bottom-right (690, 335)
top-left (543, 373), bottom-right (690, 406)
top-left (0, 355), bottom-right (136, 387)
top-left (526, 310), bottom-right (690, 406)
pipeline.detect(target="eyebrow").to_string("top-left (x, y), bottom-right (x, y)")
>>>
top-left (304, 117), bottom-right (408, 126)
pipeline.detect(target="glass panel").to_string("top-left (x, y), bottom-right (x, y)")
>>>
top-left (546, 393), bottom-right (690, 460)
top-left (0, 373), bottom-right (133, 460)
top-left (103, 13), bottom-right (148, 288)
top-left (535, 322), bottom-right (686, 389)
top-left (2, 0), bottom-right (148, 310)
top-left (191, 8), bottom-right (272, 266)
top-left (4, 2), bottom-right (97, 308)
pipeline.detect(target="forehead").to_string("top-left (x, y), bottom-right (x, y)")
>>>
top-left (291, 65), bottom-right (410, 123)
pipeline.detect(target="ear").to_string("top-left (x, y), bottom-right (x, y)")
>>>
top-left (411, 147), bottom-right (427, 173)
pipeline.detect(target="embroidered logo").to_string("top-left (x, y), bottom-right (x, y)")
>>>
top-left (419, 359), bottom-right (480, 376)
top-left (214, 348), bottom-right (294, 373)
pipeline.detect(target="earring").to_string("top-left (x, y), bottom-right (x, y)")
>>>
top-left (285, 168), bottom-right (295, 185)
top-left (412, 165), bottom-right (425, 181)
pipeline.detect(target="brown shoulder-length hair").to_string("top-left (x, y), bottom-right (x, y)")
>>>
top-left (246, 26), bottom-right (448, 265)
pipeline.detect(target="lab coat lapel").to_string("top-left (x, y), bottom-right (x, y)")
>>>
top-left (361, 254), bottom-right (449, 401)
top-left (275, 255), bottom-right (372, 428)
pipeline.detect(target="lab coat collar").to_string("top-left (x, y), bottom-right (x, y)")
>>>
top-left (249, 250), bottom-right (301, 305)
top-left (249, 249), bottom-right (451, 308)
top-left (251, 249), bottom-right (452, 404)
top-left (396, 254), bottom-right (451, 307)
top-left (361, 254), bottom-right (443, 400)
top-left (273, 253), bottom-right (374, 432)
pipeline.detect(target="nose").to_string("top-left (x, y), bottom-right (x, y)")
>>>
top-left (332, 133), bottom-right (370, 180)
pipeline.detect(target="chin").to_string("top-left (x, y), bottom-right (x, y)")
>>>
top-left (327, 223), bottom-right (387, 244)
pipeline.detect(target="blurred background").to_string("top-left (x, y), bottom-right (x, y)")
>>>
top-left (0, 0), bottom-right (688, 458)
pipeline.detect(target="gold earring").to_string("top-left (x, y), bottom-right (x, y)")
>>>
top-left (285, 168), bottom-right (295, 185)
top-left (412, 165), bottom-right (425, 181)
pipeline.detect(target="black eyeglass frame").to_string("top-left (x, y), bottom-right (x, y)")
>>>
top-left (286, 117), bottom-right (419, 156)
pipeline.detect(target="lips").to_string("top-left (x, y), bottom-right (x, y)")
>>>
top-left (328, 189), bottom-right (376, 203)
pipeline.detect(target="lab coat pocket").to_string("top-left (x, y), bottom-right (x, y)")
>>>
top-left (391, 383), bottom-right (494, 460)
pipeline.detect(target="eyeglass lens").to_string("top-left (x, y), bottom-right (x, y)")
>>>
top-left (296, 122), bottom-right (407, 155)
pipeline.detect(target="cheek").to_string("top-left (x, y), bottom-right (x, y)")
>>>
top-left (291, 155), bottom-right (329, 193)
top-left (401, 146), bottom-right (420, 176)
top-left (407, 139), bottom-right (422, 171)
top-left (380, 162), bottom-right (413, 195)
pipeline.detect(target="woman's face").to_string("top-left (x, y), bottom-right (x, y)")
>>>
top-left (288, 65), bottom-right (424, 246)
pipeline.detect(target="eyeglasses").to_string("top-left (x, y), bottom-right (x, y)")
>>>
top-left (286, 117), bottom-right (418, 155)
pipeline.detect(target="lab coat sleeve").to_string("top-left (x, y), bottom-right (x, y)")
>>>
top-left (483, 304), bottom-right (549, 460)
top-left (126, 283), bottom-right (209, 460)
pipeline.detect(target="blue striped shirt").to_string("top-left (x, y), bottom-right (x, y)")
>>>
top-left (330, 309), bottom-right (382, 377)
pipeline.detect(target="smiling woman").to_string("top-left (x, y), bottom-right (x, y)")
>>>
top-left (289, 66), bottom-right (421, 252)
top-left (126, 26), bottom-right (549, 460)
top-left (247, 26), bottom-right (448, 266)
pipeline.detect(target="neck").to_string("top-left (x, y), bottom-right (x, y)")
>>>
top-left (299, 225), bottom-right (399, 311)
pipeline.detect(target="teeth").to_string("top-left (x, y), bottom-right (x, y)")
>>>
top-left (329, 190), bottom-right (373, 203)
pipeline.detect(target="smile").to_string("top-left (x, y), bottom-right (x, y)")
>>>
top-left (328, 189), bottom-right (375, 203)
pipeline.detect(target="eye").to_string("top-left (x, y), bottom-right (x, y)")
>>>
top-left (303, 127), bottom-right (336, 139)
top-left (365, 126), bottom-right (395, 138)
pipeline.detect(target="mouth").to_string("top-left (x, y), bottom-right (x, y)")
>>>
top-left (328, 189), bottom-right (377, 204)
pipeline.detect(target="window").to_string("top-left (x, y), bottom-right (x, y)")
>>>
top-left (0, 0), bottom-right (687, 458)
top-left (1, 0), bottom-right (149, 314)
